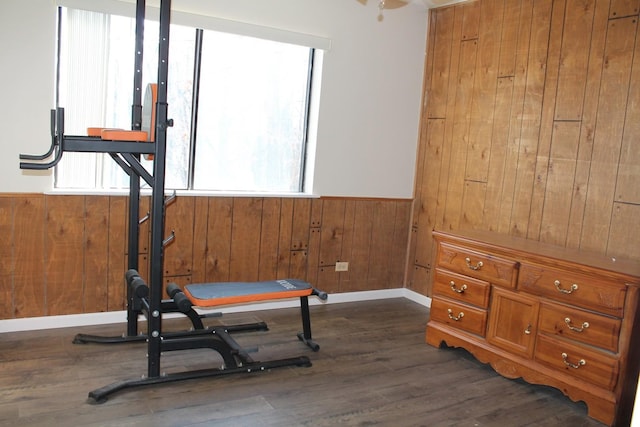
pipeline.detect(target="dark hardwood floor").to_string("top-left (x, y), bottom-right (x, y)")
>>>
top-left (0, 298), bottom-right (605, 426)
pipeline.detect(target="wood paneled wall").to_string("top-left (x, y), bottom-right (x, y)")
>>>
top-left (4, 0), bottom-right (639, 318)
top-left (0, 194), bottom-right (410, 319)
top-left (409, 0), bottom-right (640, 296)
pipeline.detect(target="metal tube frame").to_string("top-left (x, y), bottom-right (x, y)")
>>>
top-left (20, 0), bottom-right (324, 403)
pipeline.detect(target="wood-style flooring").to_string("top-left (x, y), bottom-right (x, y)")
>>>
top-left (0, 298), bottom-right (606, 426)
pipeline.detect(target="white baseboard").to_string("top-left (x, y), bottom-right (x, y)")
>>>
top-left (402, 288), bottom-right (432, 307)
top-left (0, 288), bottom-right (431, 333)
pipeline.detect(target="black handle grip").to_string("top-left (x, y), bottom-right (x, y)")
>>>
top-left (19, 146), bottom-right (63, 170)
top-left (172, 291), bottom-right (193, 313)
top-left (20, 161), bottom-right (54, 170)
top-left (313, 289), bottom-right (328, 301)
top-left (165, 282), bottom-right (182, 298)
top-left (125, 269), bottom-right (140, 285)
top-left (165, 282), bottom-right (192, 313)
top-left (129, 276), bottom-right (149, 298)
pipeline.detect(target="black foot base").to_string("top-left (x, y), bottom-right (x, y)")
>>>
top-left (73, 333), bottom-right (147, 344)
top-left (297, 332), bottom-right (320, 351)
top-left (88, 356), bottom-right (312, 403)
top-left (73, 322), bottom-right (269, 345)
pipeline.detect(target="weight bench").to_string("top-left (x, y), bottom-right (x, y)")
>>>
top-left (183, 279), bottom-right (327, 351)
top-left (86, 271), bottom-right (328, 402)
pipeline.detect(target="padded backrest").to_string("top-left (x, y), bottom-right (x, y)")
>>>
top-left (141, 83), bottom-right (157, 142)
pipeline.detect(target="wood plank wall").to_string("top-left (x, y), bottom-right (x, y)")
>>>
top-left (409, 0), bottom-right (640, 296)
top-left (0, 194), bottom-right (410, 319)
top-left (4, 0), bottom-right (639, 319)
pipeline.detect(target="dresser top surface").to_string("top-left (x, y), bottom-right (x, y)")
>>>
top-left (433, 228), bottom-right (640, 280)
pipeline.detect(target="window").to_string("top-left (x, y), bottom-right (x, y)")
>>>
top-left (55, 7), bottom-right (314, 193)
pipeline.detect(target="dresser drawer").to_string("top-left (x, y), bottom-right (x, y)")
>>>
top-left (538, 302), bottom-right (621, 353)
top-left (518, 263), bottom-right (627, 317)
top-left (437, 242), bottom-right (519, 288)
top-left (430, 297), bottom-right (488, 337)
top-left (433, 268), bottom-right (490, 308)
top-left (534, 335), bottom-right (619, 391)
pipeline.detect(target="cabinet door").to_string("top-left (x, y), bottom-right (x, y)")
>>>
top-left (487, 287), bottom-right (539, 358)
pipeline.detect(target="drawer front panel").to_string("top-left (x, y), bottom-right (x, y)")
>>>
top-left (538, 303), bottom-right (621, 353)
top-left (518, 263), bottom-right (627, 317)
top-left (534, 335), bottom-right (619, 391)
top-left (433, 268), bottom-right (490, 308)
top-left (437, 242), bottom-right (518, 288)
top-left (430, 297), bottom-right (487, 337)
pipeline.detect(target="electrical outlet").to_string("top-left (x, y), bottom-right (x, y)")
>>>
top-left (335, 261), bottom-right (349, 272)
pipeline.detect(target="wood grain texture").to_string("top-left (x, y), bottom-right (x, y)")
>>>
top-left (482, 76), bottom-right (513, 231)
top-left (84, 196), bottom-right (109, 313)
top-left (0, 193), bottom-right (411, 320)
top-left (414, 119), bottom-right (445, 268)
top-left (609, 0), bottom-right (640, 18)
top-left (410, 0), bottom-right (640, 300)
top-left (191, 197), bottom-right (209, 284)
top-left (435, 5), bottom-right (465, 233)
top-left (428, 229), bottom-right (640, 426)
top-left (391, 201), bottom-right (412, 288)
top-left (566, 0), bottom-right (611, 250)
top-left (426, 6), bottom-right (455, 119)
top-left (0, 197), bottom-right (14, 318)
top-left (276, 198), bottom-right (295, 279)
top-left (465, 0), bottom-right (503, 183)
top-left (539, 122), bottom-right (581, 246)
top-left (318, 199), bottom-right (346, 267)
top-left (0, 299), bottom-right (605, 426)
top-left (526, 0), bottom-right (565, 241)
top-left (229, 197), bottom-right (263, 282)
top-left (497, 0), bottom-right (521, 77)
top-left (204, 197), bottom-right (233, 283)
top-left (3, 0), bottom-right (640, 325)
top-left (106, 196), bottom-right (126, 311)
top-left (615, 18), bottom-right (640, 205)
top-left (164, 196), bottom-right (195, 277)
top-left (508, 0), bottom-right (552, 238)
top-left (497, 0), bottom-right (533, 234)
top-left (554, 0), bottom-right (595, 121)
top-left (580, 16), bottom-right (637, 253)
top-left (443, 38), bottom-right (477, 232)
top-left (257, 198), bottom-right (281, 281)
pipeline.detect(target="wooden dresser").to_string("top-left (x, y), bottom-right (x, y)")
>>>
top-left (426, 229), bottom-right (640, 426)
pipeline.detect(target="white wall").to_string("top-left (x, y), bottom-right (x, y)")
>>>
top-left (0, 0), bottom-right (58, 192)
top-left (0, 0), bottom-right (428, 198)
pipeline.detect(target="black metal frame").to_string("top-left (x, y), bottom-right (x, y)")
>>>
top-left (82, 270), bottom-right (322, 402)
top-left (20, 0), bottom-right (326, 404)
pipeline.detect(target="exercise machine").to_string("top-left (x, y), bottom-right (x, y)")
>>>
top-left (19, 0), bottom-right (327, 402)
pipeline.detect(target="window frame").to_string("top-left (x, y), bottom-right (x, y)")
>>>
top-left (54, 4), bottom-right (325, 195)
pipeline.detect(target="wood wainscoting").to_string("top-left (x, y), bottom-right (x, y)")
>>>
top-left (409, 0), bottom-right (640, 298)
top-left (0, 194), bottom-right (411, 320)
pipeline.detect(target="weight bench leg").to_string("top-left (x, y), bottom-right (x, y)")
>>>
top-left (297, 295), bottom-right (319, 351)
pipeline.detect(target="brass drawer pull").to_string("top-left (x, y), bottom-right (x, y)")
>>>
top-left (554, 280), bottom-right (578, 294)
top-left (447, 308), bottom-right (464, 321)
top-left (564, 317), bottom-right (589, 332)
top-left (465, 257), bottom-right (483, 271)
top-left (449, 281), bottom-right (468, 293)
top-left (561, 352), bottom-right (586, 369)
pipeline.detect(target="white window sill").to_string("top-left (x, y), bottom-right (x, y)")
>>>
top-left (45, 188), bottom-right (319, 199)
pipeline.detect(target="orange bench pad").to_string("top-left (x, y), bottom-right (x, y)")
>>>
top-left (100, 129), bottom-right (149, 141)
top-left (87, 127), bottom-right (123, 137)
top-left (184, 279), bottom-right (313, 307)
